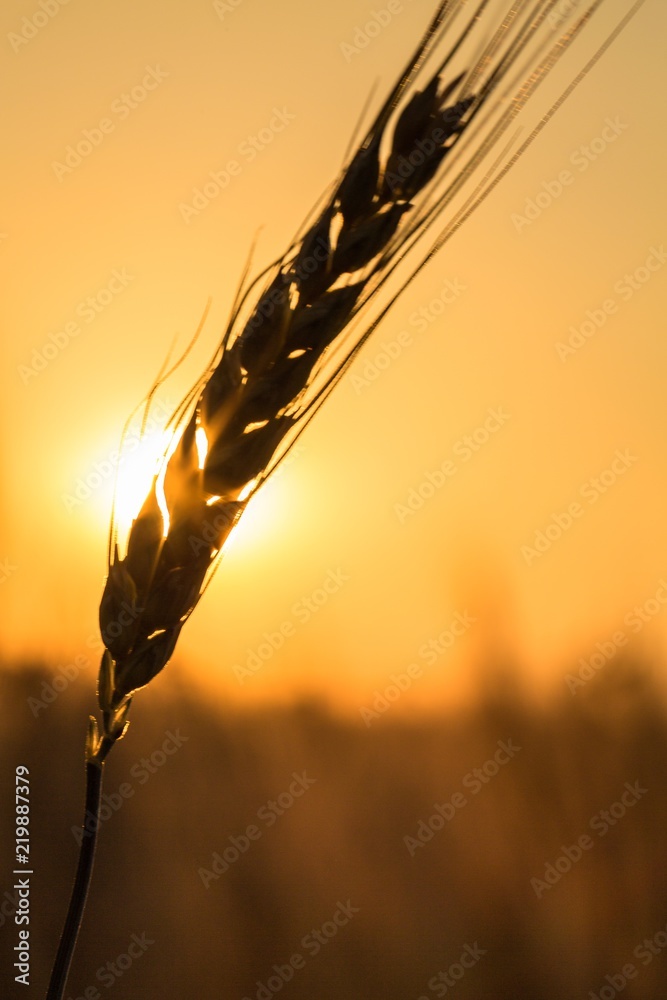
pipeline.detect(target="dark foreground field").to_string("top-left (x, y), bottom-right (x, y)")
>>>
top-left (1, 657), bottom-right (666, 1000)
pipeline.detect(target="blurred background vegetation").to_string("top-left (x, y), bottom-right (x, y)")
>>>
top-left (2, 654), bottom-right (666, 999)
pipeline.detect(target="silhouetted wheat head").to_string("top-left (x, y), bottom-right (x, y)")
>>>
top-left (91, 0), bottom-right (646, 756)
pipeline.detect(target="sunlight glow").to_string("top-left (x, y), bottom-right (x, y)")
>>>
top-left (195, 426), bottom-right (208, 470)
top-left (155, 464), bottom-right (171, 539)
top-left (111, 409), bottom-right (178, 545)
top-left (238, 478), bottom-right (258, 502)
top-left (112, 427), bottom-right (172, 542)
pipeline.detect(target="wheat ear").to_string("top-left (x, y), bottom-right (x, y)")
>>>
top-left (97, 0), bottom-right (650, 737)
top-left (47, 2), bottom-right (647, 996)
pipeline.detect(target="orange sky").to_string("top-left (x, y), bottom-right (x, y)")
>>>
top-left (2, 0), bottom-right (666, 714)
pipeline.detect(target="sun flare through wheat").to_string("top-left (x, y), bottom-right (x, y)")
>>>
top-left (90, 0), bottom-right (646, 756)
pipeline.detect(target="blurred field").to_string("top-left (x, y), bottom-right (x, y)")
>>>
top-left (2, 655), bottom-right (667, 1000)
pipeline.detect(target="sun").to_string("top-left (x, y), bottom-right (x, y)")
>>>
top-left (110, 409), bottom-right (175, 550)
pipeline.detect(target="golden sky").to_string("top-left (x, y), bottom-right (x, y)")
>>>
top-left (2, 0), bottom-right (666, 713)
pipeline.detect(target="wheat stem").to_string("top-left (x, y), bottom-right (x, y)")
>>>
top-left (45, 749), bottom-right (111, 1000)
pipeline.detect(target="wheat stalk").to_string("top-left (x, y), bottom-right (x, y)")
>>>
top-left (95, 0), bottom-right (642, 741)
top-left (46, 2), bottom-right (647, 997)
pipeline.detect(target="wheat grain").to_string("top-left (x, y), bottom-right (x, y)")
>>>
top-left (91, 0), bottom-right (647, 752)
